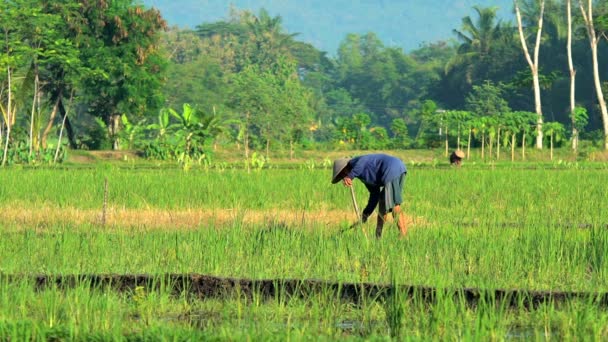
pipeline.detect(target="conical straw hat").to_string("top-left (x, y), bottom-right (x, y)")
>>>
top-left (331, 158), bottom-right (351, 184)
top-left (455, 150), bottom-right (465, 158)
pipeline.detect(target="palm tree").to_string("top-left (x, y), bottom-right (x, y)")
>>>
top-left (519, 0), bottom-right (565, 39)
top-left (447, 6), bottom-right (510, 85)
top-left (245, 9), bottom-right (299, 69)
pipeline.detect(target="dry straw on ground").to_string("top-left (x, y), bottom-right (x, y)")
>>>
top-left (0, 205), bottom-right (422, 232)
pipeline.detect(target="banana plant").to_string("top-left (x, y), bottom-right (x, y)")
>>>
top-left (543, 121), bottom-right (566, 161)
top-left (120, 114), bottom-right (145, 150)
top-left (447, 110), bottom-right (472, 154)
top-left (501, 112), bottom-right (522, 162)
top-left (141, 108), bottom-right (173, 160)
top-left (168, 103), bottom-right (226, 163)
top-left (463, 112), bottom-right (478, 159)
top-left (471, 116), bottom-right (488, 159)
top-left (511, 111), bottom-right (536, 161)
top-left (485, 116), bottom-right (498, 160)
top-left (168, 104), bottom-right (202, 159)
top-left (352, 113), bottom-right (371, 149)
top-left (146, 108), bottom-right (171, 141)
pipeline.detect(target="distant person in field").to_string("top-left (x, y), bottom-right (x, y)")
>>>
top-left (450, 150), bottom-right (465, 167)
top-left (332, 154), bottom-right (408, 238)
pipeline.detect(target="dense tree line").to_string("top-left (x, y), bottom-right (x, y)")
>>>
top-left (3, 0), bottom-right (608, 165)
top-left (0, 0), bottom-right (166, 164)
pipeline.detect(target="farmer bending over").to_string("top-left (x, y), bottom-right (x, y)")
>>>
top-left (332, 154), bottom-right (408, 238)
top-left (449, 149), bottom-right (465, 167)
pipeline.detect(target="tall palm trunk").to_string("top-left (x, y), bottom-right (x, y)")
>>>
top-left (522, 133), bottom-right (527, 161)
top-left (29, 65), bottom-right (40, 156)
top-left (54, 91), bottom-right (73, 164)
top-left (2, 64), bottom-right (12, 166)
top-left (57, 96), bottom-right (77, 149)
top-left (489, 135), bottom-right (493, 160)
top-left (496, 127), bottom-right (501, 160)
top-left (567, 0), bottom-right (578, 150)
top-left (2, 28), bottom-right (13, 166)
top-left (514, 0), bottom-right (545, 149)
top-left (579, 0), bottom-right (608, 150)
top-left (265, 116), bottom-right (271, 158)
top-left (41, 91), bottom-right (62, 149)
top-left (266, 138), bottom-right (270, 159)
top-left (550, 133), bottom-right (554, 160)
top-left (444, 126), bottom-right (449, 157)
top-left (245, 112), bottom-right (250, 160)
top-left (481, 132), bottom-right (485, 159)
top-left (111, 114), bottom-right (121, 150)
top-left (244, 111), bottom-right (250, 173)
top-left (511, 133), bottom-right (516, 162)
top-left (467, 127), bottom-right (472, 159)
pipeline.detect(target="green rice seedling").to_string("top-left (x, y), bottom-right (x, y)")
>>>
top-left (2, 165), bottom-right (608, 338)
top-left (383, 273), bottom-right (404, 339)
top-left (0, 274), bottom-right (606, 339)
top-left (0, 220), bottom-right (605, 292)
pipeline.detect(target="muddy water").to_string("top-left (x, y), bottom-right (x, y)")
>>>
top-left (19, 274), bottom-right (608, 308)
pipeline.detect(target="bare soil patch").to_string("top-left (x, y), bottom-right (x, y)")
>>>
top-left (66, 150), bottom-right (140, 164)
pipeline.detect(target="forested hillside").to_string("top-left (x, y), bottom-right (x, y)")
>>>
top-left (2, 0), bottom-right (608, 166)
top-left (142, 0), bottom-right (514, 52)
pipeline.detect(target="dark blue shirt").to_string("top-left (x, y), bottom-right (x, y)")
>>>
top-left (347, 154), bottom-right (406, 187)
top-left (347, 154), bottom-right (407, 216)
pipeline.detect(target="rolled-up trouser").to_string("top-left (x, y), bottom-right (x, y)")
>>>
top-left (379, 172), bottom-right (406, 215)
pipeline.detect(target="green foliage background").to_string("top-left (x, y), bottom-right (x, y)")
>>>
top-left (2, 0), bottom-right (608, 163)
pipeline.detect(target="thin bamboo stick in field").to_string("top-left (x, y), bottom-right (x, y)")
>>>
top-left (350, 186), bottom-right (360, 222)
top-left (101, 177), bottom-right (108, 226)
top-left (349, 185), bottom-right (368, 237)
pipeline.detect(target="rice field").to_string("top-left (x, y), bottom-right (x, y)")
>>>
top-left (1, 162), bottom-right (608, 340)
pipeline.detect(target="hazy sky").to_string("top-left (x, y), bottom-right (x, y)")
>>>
top-left (142, 0), bottom-right (513, 54)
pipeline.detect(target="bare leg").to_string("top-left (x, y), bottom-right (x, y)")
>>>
top-left (375, 214), bottom-right (387, 238)
top-left (393, 204), bottom-right (408, 237)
